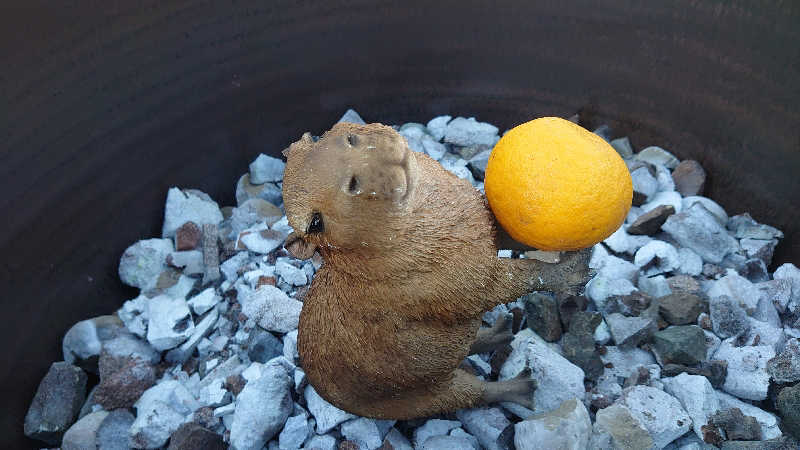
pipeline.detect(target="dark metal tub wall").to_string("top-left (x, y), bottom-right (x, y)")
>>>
top-left (1, 0), bottom-right (798, 447)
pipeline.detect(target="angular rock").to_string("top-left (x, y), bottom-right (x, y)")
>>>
top-left (638, 275), bottom-right (672, 298)
top-left (94, 352), bottom-right (156, 410)
top-left (714, 340), bottom-right (774, 400)
top-left (514, 398), bottom-right (590, 450)
top-left (663, 373), bottom-right (720, 439)
top-left (276, 260), bottom-right (307, 287)
top-left (628, 205), bottom-right (675, 235)
top-left (586, 275), bottom-right (638, 306)
top-left (708, 269), bottom-right (761, 313)
top-left (119, 238), bottom-right (174, 291)
top-left (61, 410), bottom-right (109, 450)
top-left (611, 136), bottom-right (634, 158)
top-left (740, 238), bottom-right (778, 265)
top-left (62, 315), bottom-right (128, 373)
top-left (727, 213), bottom-right (784, 240)
top-left (634, 146), bottom-right (679, 169)
top-left (716, 389), bottom-right (782, 440)
top-left (653, 325), bottom-right (707, 365)
top-left (167, 422), bottom-right (225, 450)
top-left (659, 293), bottom-right (704, 325)
top-left (168, 250), bottom-right (204, 275)
top-left (162, 187), bottom-right (223, 238)
top-left (96, 409), bottom-right (135, 450)
top-left (673, 160), bottom-right (706, 197)
top-left (230, 362), bottom-right (292, 450)
top-left (241, 285), bottom-right (302, 333)
top-left (661, 203), bottom-right (739, 264)
top-left (236, 174), bottom-right (283, 207)
top-left (720, 436), bottom-right (800, 450)
top-left (604, 227), bottom-right (652, 255)
top-left (341, 417), bottom-right (382, 450)
top-left (426, 115), bottom-right (452, 141)
top-left (175, 221), bottom-right (202, 251)
top-left (634, 240), bottom-right (680, 276)
top-left (338, 108), bottom-right (366, 125)
top-left (605, 313), bottom-right (657, 349)
top-left (456, 407), bottom-right (509, 450)
top-left (249, 154), bottom-right (286, 184)
top-left (413, 419), bottom-right (462, 448)
top-left (593, 404), bottom-right (655, 450)
top-left (499, 333), bottom-right (585, 414)
top-left (188, 288), bottom-right (221, 315)
top-left (708, 407), bottom-right (761, 442)
top-left (522, 292), bottom-right (562, 342)
top-left (562, 330), bottom-right (604, 380)
top-left (443, 117), bottom-right (499, 147)
top-left (641, 191), bottom-right (683, 215)
top-left (247, 329), bottom-right (284, 363)
top-left (618, 385), bottom-right (691, 448)
top-left (146, 295), bottom-right (194, 351)
top-left (304, 384), bottom-right (355, 434)
top-left (774, 263), bottom-right (800, 307)
top-left (278, 413), bottom-right (310, 450)
top-left (776, 383), bottom-right (800, 439)
top-left (118, 295), bottom-right (150, 338)
top-left (767, 338), bottom-right (800, 383)
top-left (130, 380), bottom-right (201, 448)
top-left (709, 295), bottom-right (749, 339)
top-left (682, 196), bottom-right (729, 225)
top-left (677, 248), bottom-right (704, 276)
top-left (421, 435), bottom-right (479, 449)
top-left (24, 362), bottom-right (88, 445)
top-left (237, 225), bottom-right (287, 255)
top-left (661, 360), bottom-right (728, 389)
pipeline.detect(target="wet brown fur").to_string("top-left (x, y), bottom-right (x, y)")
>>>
top-left (281, 122), bottom-right (590, 419)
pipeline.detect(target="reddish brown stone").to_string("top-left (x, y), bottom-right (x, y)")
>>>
top-left (673, 160), bottom-right (706, 197)
top-left (256, 276), bottom-right (276, 288)
top-left (176, 221), bottom-right (202, 250)
top-left (94, 353), bottom-right (156, 410)
top-left (225, 374), bottom-right (246, 396)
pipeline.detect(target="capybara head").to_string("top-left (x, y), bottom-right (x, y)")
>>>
top-left (282, 122), bottom-right (420, 259)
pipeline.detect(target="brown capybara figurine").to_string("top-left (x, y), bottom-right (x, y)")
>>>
top-left (281, 122), bottom-right (591, 420)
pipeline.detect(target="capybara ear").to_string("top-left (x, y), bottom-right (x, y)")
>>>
top-left (282, 132), bottom-right (314, 158)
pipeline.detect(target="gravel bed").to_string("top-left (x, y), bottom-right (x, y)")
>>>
top-left (24, 109), bottom-right (800, 449)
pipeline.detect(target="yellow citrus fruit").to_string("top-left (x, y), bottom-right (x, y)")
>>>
top-left (484, 117), bottom-right (632, 251)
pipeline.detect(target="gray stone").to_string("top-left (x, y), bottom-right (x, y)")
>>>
top-left (586, 275), bottom-right (638, 306)
top-left (774, 263), bottom-right (800, 311)
top-left (562, 331), bottom-right (604, 380)
top-left (168, 250), bottom-right (204, 275)
top-left (662, 203), bottom-right (739, 263)
top-left (130, 380), bottom-right (201, 448)
top-left (443, 117), bottom-right (499, 147)
top-left (606, 313), bottom-right (657, 349)
top-left (24, 362), bottom-right (88, 445)
top-left (249, 154), bottom-right (286, 184)
top-left (241, 285), bottom-right (302, 333)
top-left (682, 196), bottom-right (728, 225)
top-left (634, 240), bottom-right (680, 276)
top-left (276, 259), bottom-right (307, 286)
top-left (422, 435), bottom-right (479, 450)
top-left (663, 373), bottom-right (720, 439)
top-left (278, 413), bottom-right (310, 450)
top-left (96, 409), bottom-right (135, 450)
top-left (448, 428), bottom-right (480, 450)
top-left (162, 187), bottom-right (223, 238)
top-left (740, 238), bottom-right (779, 265)
top-left (237, 224), bottom-right (287, 255)
top-left (383, 427), bottom-right (413, 450)
top-left (653, 325), bottom-right (707, 365)
top-left (593, 404), bottom-right (655, 450)
top-left (146, 295), bottom-right (195, 351)
top-left (304, 384), bottom-right (355, 434)
top-left (62, 410), bottom-right (109, 450)
top-left (413, 419), bottom-right (462, 448)
top-left (714, 340), bottom-right (774, 401)
top-left (118, 295), bottom-right (149, 338)
top-left (776, 384), bottom-right (800, 439)
top-left (727, 213), bottom-right (784, 240)
top-left (188, 287), bottom-right (221, 315)
top-left (166, 306), bottom-right (219, 364)
top-left (167, 422), bottom-right (226, 450)
top-left (707, 269), bottom-right (761, 313)
top-left (600, 346), bottom-right (657, 378)
top-left (341, 417), bottom-right (382, 450)
top-left (708, 407), bottom-right (761, 442)
top-left (709, 295), bottom-right (749, 339)
top-left (721, 436), bottom-right (800, 450)
top-left (236, 174), bottom-right (283, 206)
top-left (611, 136), bottom-right (634, 158)
top-left (119, 238), bottom-right (174, 291)
top-left (673, 160), bottom-right (706, 196)
top-left (639, 274), bottom-right (673, 298)
top-left (593, 124), bottom-right (613, 141)
top-left (641, 191), bottom-right (683, 214)
top-left (500, 333), bottom-right (585, 414)
top-left (603, 226), bottom-right (652, 255)
top-left (659, 293), bottom-right (705, 325)
top-left (514, 398), bottom-right (590, 450)
top-left (426, 115), bottom-right (452, 141)
top-left (594, 252), bottom-right (640, 284)
top-left (634, 146), bottom-right (679, 169)
top-left (230, 362), bottom-right (293, 450)
top-left (661, 360), bottom-right (728, 389)
top-left (63, 315), bottom-right (127, 373)
top-left (229, 198), bottom-right (283, 238)
top-left (631, 167), bottom-right (659, 203)
top-left (677, 248), bottom-right (704, 276)
top-left (618, 385), bottom-right (691, 448)
top-left (221, 251), bottom-right (250, 281)
top-left (522, 292), bottom-right (562, 342)
top-left (456, 407), bottom-right (509, 450)
top-left (767, 338), bottom-right (800, 383)
top-left (247, 329), bottom-right (283, 363)
top-left (338, 108), bottom-right (366, 125)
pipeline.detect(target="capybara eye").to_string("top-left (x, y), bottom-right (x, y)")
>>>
top-left (307, 212), bottom-right (324, 234)
top-left (347, 176), bottom-right (360, 195)
top-left (347, 134), bottom-right (359, 146)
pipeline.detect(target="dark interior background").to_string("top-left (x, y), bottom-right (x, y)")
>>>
top-left (1, 0), bottom-right (798, 447)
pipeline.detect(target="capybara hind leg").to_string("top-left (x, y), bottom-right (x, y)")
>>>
top-left (469, 313), bottom-right (513, 354)
top-left (481, 368), bottom-right (536, 410)
top-left (366, 369), bottom-right (485, 420)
